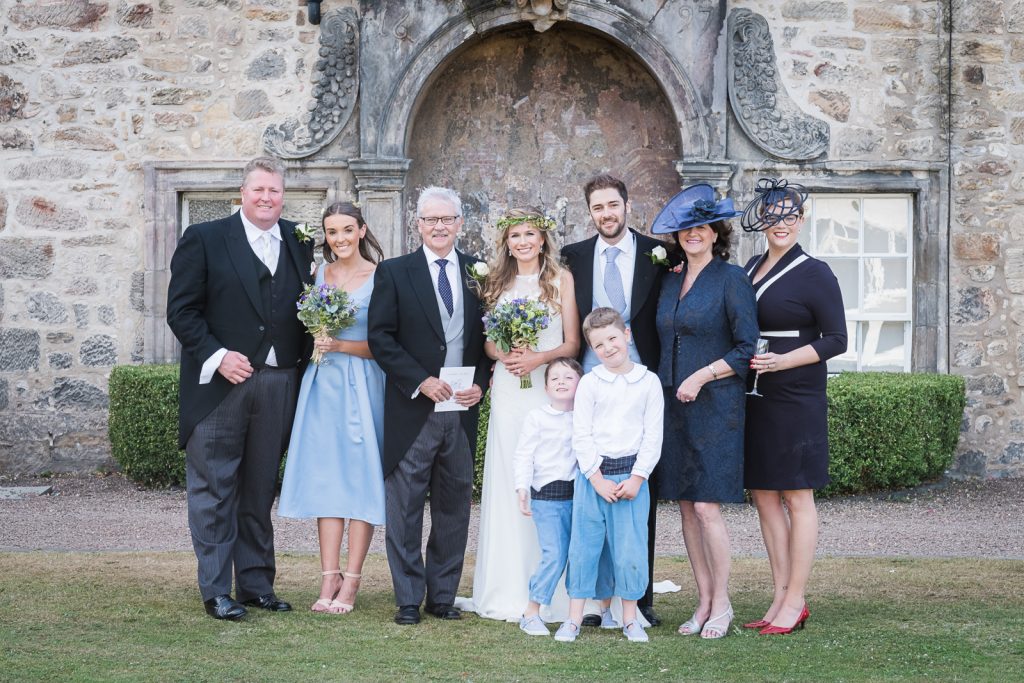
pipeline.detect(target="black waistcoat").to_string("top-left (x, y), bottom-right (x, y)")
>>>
top-left (250, 240), bottom-right (303, 368)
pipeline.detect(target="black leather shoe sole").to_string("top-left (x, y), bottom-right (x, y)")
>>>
top-left (395, 606), bottom-right (421, 625)
top-left (242, 595), bottom-right (292, 612)
top-left (425, 604), bottom-right (461, 620)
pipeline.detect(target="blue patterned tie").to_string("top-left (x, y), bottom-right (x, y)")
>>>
top-left (436, 258), bottom-right (454, 316)
top-left (604, 246), bottom-right (627, 315)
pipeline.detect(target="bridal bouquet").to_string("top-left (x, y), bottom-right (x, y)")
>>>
top-left (295, 283), bottom-right (358, 365)
top-left (483, 297), bottom-right (551, 389)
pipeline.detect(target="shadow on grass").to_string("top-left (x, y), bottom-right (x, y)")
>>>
top-left (1, 553), bottom-right (1022, 682)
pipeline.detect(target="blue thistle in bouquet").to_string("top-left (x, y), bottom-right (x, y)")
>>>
top-left (296, 283), bottom-right (358, 365)
top-left (482, 297), bottom-right (551, 389)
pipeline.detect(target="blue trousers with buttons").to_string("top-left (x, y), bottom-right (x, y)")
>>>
top-left (566, 471), bottom-right (650, 601)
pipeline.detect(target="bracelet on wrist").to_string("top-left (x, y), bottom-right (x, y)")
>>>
top-left (707, 363), bottom-right (718, 380)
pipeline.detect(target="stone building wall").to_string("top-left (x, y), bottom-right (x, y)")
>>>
top-left (0, 0), bottom-right (357, 473)
top-left (0, 0), bottom-right (1022, 478)
top-left (947, 0), bottom-right (1024, 477)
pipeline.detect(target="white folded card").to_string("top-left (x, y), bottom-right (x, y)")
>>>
top-left (434, 366), bottom-right (475, 412)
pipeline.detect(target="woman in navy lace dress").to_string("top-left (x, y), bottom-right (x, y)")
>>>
top-left (652, 185), bottom-right (758, 640)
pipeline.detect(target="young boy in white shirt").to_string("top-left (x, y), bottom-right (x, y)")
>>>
top-left (555, 308), bottom-right (664, 643)
top-left (513, 357), bottom-right (584, 637)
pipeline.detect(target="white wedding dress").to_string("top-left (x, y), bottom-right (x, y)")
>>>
top-left (466, 273), bottom-right (571, 622)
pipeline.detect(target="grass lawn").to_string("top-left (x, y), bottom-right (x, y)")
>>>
top-left (1, 553), bottom-right (1021, 682)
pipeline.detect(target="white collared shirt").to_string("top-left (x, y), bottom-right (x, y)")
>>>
top-left (199, 211), bottom-right (282, 384)
top-left (240, 209), bottom-right (282, 275)
top-left (572, 362), bottom-right (664, 480)
top-left (513, 404), bottom-right (579, 492)
top-left (596, 231), bottom-right (636, 309)
top-left (422, 244), bottom-right (461, 311)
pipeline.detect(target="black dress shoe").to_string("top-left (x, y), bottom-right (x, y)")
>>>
top-left (581, 613), bottom-right (602, 627)
top-left (425, 603), bottom-right (461, 620)
top-left (204, 594), bottom-right (247, 620)
top-left (395, 605), bottom-right (421, 625)
top-left (242, 593), bottom-right (292, 612)
top-left (639, 605), bottom-right (662, 627)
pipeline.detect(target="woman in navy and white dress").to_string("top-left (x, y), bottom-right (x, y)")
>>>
top-left (278, 202), bottom-right (386, 615)
top-left (739, 179), bottom-right (847, 635)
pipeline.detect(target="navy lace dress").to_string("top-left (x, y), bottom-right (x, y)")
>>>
top-left (655, 257), bottom-right (759, 503)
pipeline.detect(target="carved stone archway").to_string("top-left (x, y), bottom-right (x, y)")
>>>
top-left (351, 1), bottom-right (715, 254)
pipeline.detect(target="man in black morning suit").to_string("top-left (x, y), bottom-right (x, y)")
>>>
top-left (368, 186), bottom-right (491, 626)
top-left (561, 174), bottom-right (666, 626)
top-left (166, 157), bottom-right (314, 620)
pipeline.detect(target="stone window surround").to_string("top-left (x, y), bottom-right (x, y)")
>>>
top-left (735, 161), bottom-right (949, 374)
top-left (141, 161), bottom-right (348, 364)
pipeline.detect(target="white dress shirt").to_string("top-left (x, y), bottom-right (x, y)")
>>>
top-left (513, 404), bottom-right (579, 492)
top-left (199, 211), bottom-right (282, 384)
top-left (596, 231), bottom-right (636, 309)
top-left (572, 363), bottom-right (664, 480)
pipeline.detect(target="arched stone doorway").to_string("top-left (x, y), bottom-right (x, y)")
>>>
top-left (405, 24), bottom-right (682, 259)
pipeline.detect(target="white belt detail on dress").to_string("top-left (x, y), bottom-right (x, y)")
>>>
top-left (760, 330), bottom-right (800, 337)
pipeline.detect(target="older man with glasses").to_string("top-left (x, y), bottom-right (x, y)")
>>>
top-left (368, 186), bottom-right (492, 626)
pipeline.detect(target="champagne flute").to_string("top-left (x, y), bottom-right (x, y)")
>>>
top-left (747, 338), bottom-right (770, 397)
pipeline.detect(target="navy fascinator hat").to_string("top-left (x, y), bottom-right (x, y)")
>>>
top-left (650, 184), bottom-right (741, 235)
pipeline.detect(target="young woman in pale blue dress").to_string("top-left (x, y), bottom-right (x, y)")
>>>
top-left (278, 201), bottom-right (386, 614)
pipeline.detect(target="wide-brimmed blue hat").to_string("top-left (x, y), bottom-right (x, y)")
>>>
top-left (650, 184), bottom-right (741, 234)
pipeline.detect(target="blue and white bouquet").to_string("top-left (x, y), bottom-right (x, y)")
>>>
top-left (296, 283), bottom-right (358, 365)
top-left (483, 297), bottom-right (551, 389)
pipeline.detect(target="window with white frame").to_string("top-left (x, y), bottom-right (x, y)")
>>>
top-left (798, 193), bottom-right (913, 373)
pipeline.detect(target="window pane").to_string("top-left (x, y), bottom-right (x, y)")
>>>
top-left (826, 320), bottom-right (858, 373)
top-left (862, 258), bottom-right (908, 314)
top-left (185, 199), bottom-right (234, 227)
top-left (820, 257), bottom-right (859, 314)
top-left (813, 196), bottom-right (860, 255)
top-left (863, 196), bottom-right (909, 254)
top-left (861, 321), bottom-right (908, 371)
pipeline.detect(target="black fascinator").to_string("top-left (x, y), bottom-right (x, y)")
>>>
top-left (740, 178), bottom-right (809, 233)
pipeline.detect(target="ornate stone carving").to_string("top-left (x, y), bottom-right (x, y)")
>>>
top-left (263, 8), bottom-right (358, 159)
top-left (727, 8), bottom-right (829, 161)
top-left (514, 0), bottom-right (569, 32)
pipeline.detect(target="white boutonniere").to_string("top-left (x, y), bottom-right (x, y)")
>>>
top-left (466, 261), bottom-right (489, 284)
top-left (646, 245), bottom-right (670, 267)
top-left (294, 222), bottom-right (316, 244)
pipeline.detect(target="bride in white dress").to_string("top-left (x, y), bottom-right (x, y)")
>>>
top-left (468, 208), bottom-right (580, 622)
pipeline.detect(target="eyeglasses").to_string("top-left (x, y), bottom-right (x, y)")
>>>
top-left (762, 213), bottom-right (801, 228)
top-left (419, 216), bottom-right (460, 227)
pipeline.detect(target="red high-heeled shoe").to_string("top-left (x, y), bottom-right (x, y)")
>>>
top-left (759, 604), bottom-right (809, 635)
top-left (742, 618), bottom-right (770, 629)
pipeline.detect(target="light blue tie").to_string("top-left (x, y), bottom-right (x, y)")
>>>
top-left (604, 246), bottom-right (626, 315)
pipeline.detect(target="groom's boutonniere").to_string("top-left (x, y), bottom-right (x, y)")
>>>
top-left (294, 222), bottom-right (316, 244)
top-left (466, 261), bottom-right (489, 285)
top-left (646, 245), bottom-right (670, 267)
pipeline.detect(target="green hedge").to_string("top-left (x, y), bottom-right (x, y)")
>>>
top-left (109, 365), bottom-right (965, 497)
top-left (108, 364), bottom-right (185, 487)
top-left (822, 371), bottom-right (965, 496)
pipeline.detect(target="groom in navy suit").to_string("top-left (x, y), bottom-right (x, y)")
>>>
top-left (561, 173), bottom-right (665, 626)
top-left (368, 186), bottom-right (491, 625)
top-left (167, 156), bottom-right (314, 620)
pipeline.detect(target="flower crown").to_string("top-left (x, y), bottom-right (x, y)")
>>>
top-left (496, 214), bottom-right (557, 232)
